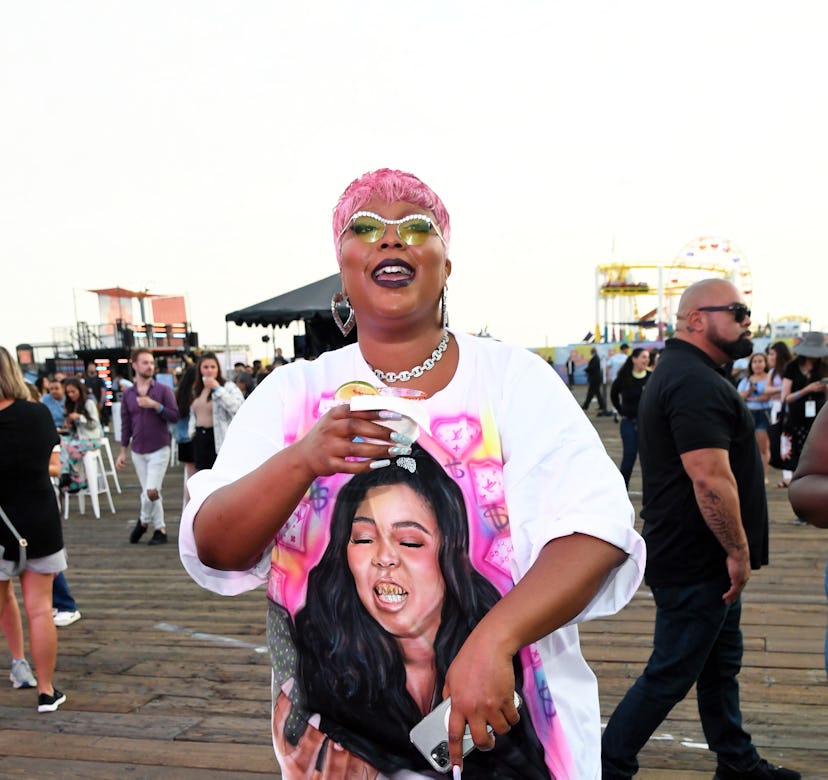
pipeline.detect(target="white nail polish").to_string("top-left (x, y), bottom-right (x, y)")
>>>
top-left (452, 765), bottom-right (462, 780)
top-left (369, 459), bottom-right (391, 470)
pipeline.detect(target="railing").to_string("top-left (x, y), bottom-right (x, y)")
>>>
top-left (66, 320), bottom-right (195, 351)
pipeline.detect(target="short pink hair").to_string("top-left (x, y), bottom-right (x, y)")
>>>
top-left (332, 169), bottom-right (451, 261)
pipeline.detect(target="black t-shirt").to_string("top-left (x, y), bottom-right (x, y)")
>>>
top-left (0, 400), bottom-right (63, 560)
top-left (783, 360), bottom-right (826, 428)
top-left (638, 339), bottom-right (769, 587)
top-left (610, 373), bottom-right (649, 419)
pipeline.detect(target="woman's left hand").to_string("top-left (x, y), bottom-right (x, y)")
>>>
top-left (442, 624), bottom-right (519, 767)
top-left (441, 534), bottom-right (627, 771)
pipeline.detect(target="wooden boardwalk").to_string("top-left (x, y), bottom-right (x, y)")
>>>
top-left (0, 410), bottom-right (825, 778)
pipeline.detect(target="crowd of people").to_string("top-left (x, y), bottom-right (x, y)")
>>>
top-left (1, 346), bottom-right (285, 714)
top-left (176, 169), bottom-right (823, 779)
top-left (578, 333), bottom-right (827, 508)
top-left (570, 309), bottom-right (825, 779)
top-left (180, 168), bottom-right (644, 779)
top-left (2, 171), bottom-right (826, 778)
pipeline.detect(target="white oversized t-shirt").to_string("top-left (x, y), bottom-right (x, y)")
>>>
top-left (180, 330), bottom-right (645, 779)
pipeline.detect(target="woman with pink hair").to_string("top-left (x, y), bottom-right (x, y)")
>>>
top-left (180, 169), bottom-right (644, 779)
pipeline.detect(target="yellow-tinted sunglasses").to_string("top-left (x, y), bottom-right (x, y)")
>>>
top-left (339, 211), bottom-right (445, 247)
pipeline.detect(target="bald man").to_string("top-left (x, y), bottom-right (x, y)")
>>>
top-left (602, 280), bottom-right (799, 780)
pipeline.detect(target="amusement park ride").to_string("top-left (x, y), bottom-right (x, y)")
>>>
top-left (595, 236), bottom-right (753, 342)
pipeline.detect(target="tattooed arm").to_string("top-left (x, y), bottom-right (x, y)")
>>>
top-left (680, 447), bottom-right (750, 604)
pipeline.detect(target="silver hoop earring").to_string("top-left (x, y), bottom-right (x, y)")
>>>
top-left (331, 292), bottom-right (355, 336)
top-left (441, 287), bottom-right (449, 329)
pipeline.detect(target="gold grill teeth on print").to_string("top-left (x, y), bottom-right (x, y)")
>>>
top-left (375, 583), bottom-right (405, 597)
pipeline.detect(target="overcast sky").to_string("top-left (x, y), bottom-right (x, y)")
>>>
top-left (2, 1), bottom-right (826, 361)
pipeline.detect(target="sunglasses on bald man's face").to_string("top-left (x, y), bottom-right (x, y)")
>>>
top-left (339, 211), bottom-right (445, 247)
top-left (696, 303), bottom-right (751, 323)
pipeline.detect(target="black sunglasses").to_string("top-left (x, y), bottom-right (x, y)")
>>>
top-left (696, 303), bottom-right (751, 323)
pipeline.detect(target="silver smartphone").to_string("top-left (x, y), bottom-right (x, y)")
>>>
top-left (409, 693), bottom-right (521, 773)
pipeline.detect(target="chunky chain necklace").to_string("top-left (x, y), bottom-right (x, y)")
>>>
top-left (371, 330), bottom-right (449, 384)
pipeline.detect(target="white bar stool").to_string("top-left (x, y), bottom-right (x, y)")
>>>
top-left (99, 437), bottom-right (121, 493)
top-left (64, 449), bottom-right (116, 519)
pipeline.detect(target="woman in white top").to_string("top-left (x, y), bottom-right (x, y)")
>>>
top-left (188, 352), bottom-right (244, 471)
top-left (59, 377), bottom-right (104, 492)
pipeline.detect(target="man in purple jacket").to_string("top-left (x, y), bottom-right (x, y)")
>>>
top-left (116, 348), bottom-right (179, 545)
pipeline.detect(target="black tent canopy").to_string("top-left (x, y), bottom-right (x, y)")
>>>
top-left (226, 274), bottom-right (342, 328)
top-left (225, 274), bottom-right (356, 357)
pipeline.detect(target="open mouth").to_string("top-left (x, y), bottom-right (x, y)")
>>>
top-left (372, 259), bottom-right (415, 287)
top-left (374, 582), bottom-right (408, 604)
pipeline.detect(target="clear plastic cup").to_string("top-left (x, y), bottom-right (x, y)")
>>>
top-left (350, 391), bottom-right (430, 441)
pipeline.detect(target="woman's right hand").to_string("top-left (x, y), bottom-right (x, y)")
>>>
top-left (290, 403), bottom-right (404, 480)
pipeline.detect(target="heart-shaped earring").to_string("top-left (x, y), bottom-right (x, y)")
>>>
top-left (331, 292), bottom-right (355, 336)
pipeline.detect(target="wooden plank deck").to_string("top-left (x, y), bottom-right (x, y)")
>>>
top-left (0, 408), bottom-right (825, 778)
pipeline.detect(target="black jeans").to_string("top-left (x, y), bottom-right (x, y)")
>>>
top-left (602, 579), bottom-right (760, 778)
top-left (619, 418), bottom-right (638, 487)
top-left (582, 380), bottom-right (606, 411)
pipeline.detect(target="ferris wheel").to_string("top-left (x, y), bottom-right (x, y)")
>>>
top-left (667, 236), bottom-right (753, 301)
top-left (592, 237), bottom-right (753, 342)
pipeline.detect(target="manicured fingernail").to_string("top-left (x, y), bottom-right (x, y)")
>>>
top-left (390, 431), bottom-right (414, 445)
top-left (369, 459), bottom-right (391, 470)
top-left (378, 410), bottom-right (402, 420)
top-left (453, 766), bottom-right (462, 780)
top-left (388, 445), bottom-right (412, 456)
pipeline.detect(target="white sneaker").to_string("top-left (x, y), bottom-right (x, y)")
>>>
top-left (53, 610), bottom-right (82, 627)
top-left (10, 658), bottom-right (37, 688)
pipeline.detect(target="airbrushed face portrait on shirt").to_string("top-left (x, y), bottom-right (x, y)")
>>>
top-left (296, 445), bottom-right (488, 715)
top-left (347, 481), bottom-right (446, 646)
top-left (283, 444), bottom-right (549, 777)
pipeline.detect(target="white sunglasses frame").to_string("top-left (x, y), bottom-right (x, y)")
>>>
top-left (338, 211), bottom-right (445, 247)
